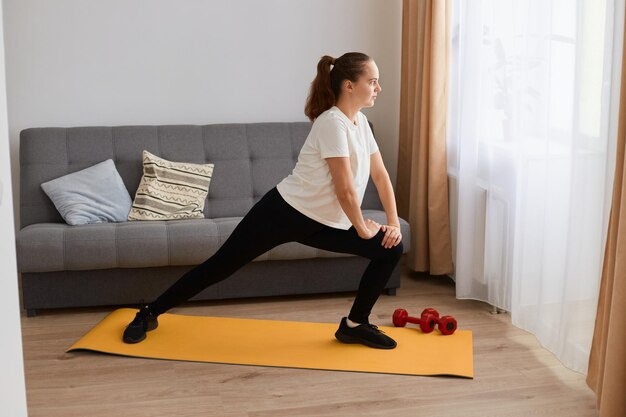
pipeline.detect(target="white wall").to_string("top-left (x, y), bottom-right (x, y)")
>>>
top-left (3, 0), bottom-right (403, 227)
top-left (0, 1), bottom-right (28, 414)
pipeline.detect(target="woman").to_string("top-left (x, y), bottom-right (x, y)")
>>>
top-left (123, 52), bottom-right (404, 349)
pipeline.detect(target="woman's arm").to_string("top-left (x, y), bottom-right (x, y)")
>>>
top-left (370, 151), bottom-right (402, 248)
top-left (326, 157), bottom-right (380, 239)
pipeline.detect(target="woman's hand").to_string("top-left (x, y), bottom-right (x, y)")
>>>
top-left (380, 224), bottom-right (402, 248)
top-left (369, 152), bottom-right (403, 249)
top-left (357, 219), bottom-right (381, 240)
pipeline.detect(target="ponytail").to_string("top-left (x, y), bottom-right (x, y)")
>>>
top-left (304, 52), bottom-right (372, 122)
top-left (304, 55), bottom-right (335, 122)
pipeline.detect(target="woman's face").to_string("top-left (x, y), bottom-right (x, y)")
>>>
top-left (346, 60), bottom-right (382, 108)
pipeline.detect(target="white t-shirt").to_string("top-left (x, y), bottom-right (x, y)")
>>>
top-left (277, 106), bottom-right (379, 230)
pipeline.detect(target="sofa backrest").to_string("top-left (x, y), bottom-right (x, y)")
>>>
top-left (20, 123), bottom-right (384, 228)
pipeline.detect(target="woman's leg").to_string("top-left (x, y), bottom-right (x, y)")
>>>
top-left (298, 226), bottom-right (403, 324)
top-left (124, 188), bottom-right (325, 343)
top-left (149, 187), bottom-right (323, 315)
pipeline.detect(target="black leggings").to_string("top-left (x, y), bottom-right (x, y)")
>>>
top-left (149, 187), bottom-right (403, 324)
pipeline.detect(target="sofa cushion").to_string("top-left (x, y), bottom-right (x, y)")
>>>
top-left (128, 150), bottom-right (214, 221)
top-left (40, 159), bottom-right (132, 226)
top-left (16, 210), bottom-right (410, 273)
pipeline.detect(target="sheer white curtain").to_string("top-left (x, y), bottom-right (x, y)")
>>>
top-left (448, 0), bottom-right (621, 373)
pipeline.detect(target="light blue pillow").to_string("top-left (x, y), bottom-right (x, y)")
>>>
top-left (41, 159), bottom-right (132, 226)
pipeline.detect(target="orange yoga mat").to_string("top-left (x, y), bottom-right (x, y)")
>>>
top-left (67, 308), bottom-right (474, 378)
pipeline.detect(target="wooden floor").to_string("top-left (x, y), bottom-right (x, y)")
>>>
top-left (20, 265), bottom-right (599, 417)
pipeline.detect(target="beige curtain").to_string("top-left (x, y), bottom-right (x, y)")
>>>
top-left (586, 8), bottom-right (626, 416)
top-left (396, 0), bottom-right (453, 275)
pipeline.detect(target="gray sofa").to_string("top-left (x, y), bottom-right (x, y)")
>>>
top-left (16, 122), bottom-right (411, 316)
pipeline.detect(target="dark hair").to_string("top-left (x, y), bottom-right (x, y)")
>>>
top-left (304, 52), bottom-right (372, 122)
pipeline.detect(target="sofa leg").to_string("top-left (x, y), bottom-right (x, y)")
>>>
top-left (384, 288), bottom-right (397, 296)
top-left (26, 309), bottom-right (38, 317)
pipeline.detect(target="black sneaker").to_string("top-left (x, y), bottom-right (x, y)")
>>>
top-left (334, 317), bottom-right (397, 349)
top-left (122, 306), bottom-right (159, 344)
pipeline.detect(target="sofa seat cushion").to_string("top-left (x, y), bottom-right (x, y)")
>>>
top-left (16, 210), bottom-right (410, 273)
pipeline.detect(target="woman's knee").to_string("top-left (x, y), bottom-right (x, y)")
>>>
top-left (371, 240), bottom-right (403, 261)
top-left (388, 241), bottom-right (404, 260)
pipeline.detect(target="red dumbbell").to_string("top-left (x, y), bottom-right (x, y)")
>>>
top-left (393, 308), bottom-right (458, 335)
top-left (392, 308), bottom-right (438, 333)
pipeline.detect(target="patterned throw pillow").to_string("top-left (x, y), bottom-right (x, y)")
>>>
top-left (128, 150), bottom-right (214, 221)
